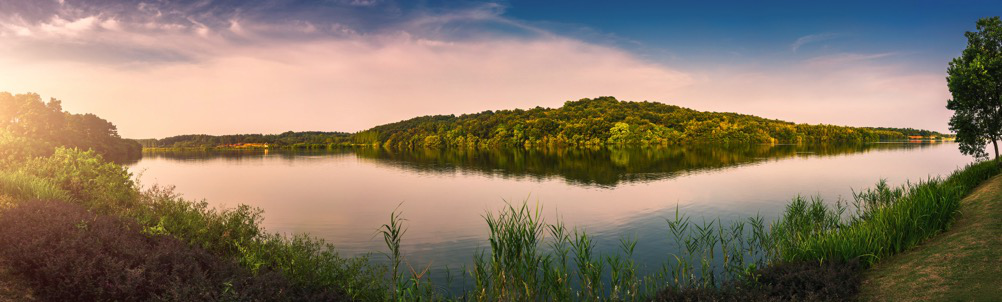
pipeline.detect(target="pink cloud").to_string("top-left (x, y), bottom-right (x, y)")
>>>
top-left (0, 6), bottom-right (954, 138)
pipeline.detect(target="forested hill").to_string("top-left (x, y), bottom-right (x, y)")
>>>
top-left (353, 97), bottom-right (946, 149)
top-left (144, 97), bottom-right (948, 149)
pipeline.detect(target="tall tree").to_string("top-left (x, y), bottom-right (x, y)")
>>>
top-left (947, 17), bottom-right (1002, 161)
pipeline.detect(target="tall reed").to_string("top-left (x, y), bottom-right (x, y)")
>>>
top-left (772, 159), bottom-right (1002, 265)
top-left (373, 159), bottom-right (1000, 301)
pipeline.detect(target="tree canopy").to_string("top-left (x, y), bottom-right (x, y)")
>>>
top-left (145, 97), bottom-right (946, 150)
top-left (352, 97), bottom-right (937, 149)
top-left (947, 16), bottom-right (1002, 160)
top-left (0, 92), bottom-right (141, 164)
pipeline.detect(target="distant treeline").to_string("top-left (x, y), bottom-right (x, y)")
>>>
top-left (136, 131), bottom-right (351, 149)
top-left (142, 97), bottom-right (950, 149)
top-left (869, 127), bottom-right (945, 137)
top-left (0, 92), bottom-right (141, 163)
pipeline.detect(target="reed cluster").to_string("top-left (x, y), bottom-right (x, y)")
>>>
top-left (771, 159), bottom-right (1002, 265)
top-left (374, 159), bottom-right (1000, 301)
top-left (2, 146), bottom-right (998, 301)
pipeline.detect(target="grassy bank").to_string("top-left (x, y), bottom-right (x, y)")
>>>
top-left (859, 174), bottom-right (1002, 301)
top-left (0, 148), bottom-right (386, 301)
top-left (1, 146), bottom-right (998, 301)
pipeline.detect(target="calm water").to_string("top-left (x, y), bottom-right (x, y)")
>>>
top-left (129, 142), bottom-right (970, 286)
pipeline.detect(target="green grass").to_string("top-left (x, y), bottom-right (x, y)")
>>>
top-left (2, 148), bottom-right (389, 300)
top-left (859, 173), bottom-right (1002, 301)
top-left (3, 146), bottom-right (1000, 301)
top-left (770, 159), bottom-right (1002, 266)
top-left (0, 171), bottom-right (70, 206)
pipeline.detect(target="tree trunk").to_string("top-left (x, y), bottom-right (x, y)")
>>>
top-left (994, 138), bottom-right (1000, 163)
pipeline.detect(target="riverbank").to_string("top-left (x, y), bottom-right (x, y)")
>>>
top-left (859, 172), bottom-right (1002, 301)
top-left (2, 146), bottom-right (998, 300)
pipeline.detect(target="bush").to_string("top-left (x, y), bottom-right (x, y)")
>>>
top-left (0, 130), bottom-right (55, 170)
top-left (655, 260), bottom-right (862, 302)
top-left (0, 200), bottom-right (347, 301)
top-left (18, 148), bottom-right (138, 213)
top-left (136, 186), bottom-right (263, 257)
top-left (5, 149), bottom-right (385, 300)
top-left (136, 186), bottom-right (387, 301)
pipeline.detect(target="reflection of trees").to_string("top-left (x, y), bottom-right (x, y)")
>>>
top-left (139, 143), bottom-right (940, 187)
top-left (357, 143), bottom-right (937, 186)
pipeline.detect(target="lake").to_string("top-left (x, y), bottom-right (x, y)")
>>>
top-left (128, 142), bottom-right (971, 288)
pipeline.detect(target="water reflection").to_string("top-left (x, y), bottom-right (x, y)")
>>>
top-left (132, 142), bottom-right (969, 292)
top-left (143, 143), bottom-right (938, 187)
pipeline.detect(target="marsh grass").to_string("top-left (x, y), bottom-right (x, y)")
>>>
top-left (0, 171), bottom-right (70, 205)
top-left (373, 159), bottom-right (1001, 301)
top-left (4, 145), bottom-right (998, 301)
top-left (771, 159), bottom-right (1002, 266)
top-left (381, 201), bottom-right (777, 301)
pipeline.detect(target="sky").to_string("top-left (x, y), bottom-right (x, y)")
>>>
top-left (0, 0), bottom-right (998, 138)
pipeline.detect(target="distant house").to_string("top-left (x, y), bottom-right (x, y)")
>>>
top-left (221, 143), bottom-right (269, 148)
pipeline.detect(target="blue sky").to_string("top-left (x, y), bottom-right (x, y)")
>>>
top-left (0, 0), bottom-right (998, 137)
top-left (501, 0), bottom-right (993, 68)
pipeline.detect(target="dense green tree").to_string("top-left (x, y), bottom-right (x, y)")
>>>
top-left (349, 97), bottom-right (934, 149)
top-left (147, 97), bottom-right (945, 150)
top-left (947, 16), bottom-right (1002, 160)
top-left (0, 92), bottom-right (141, 163)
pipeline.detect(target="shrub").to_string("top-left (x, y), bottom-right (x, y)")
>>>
top-left (655, 260), bottom-right (861, 302)
top-left (136, 185), bottom-right (388, 301)
top-left (0, 129), bottom-right (55, 170)
top-left (0, 200), bottom-right (347, 301)
top-left (6, 150), bottom-right (385, 300)
top-left (18, 148), bottom-right (138, 213)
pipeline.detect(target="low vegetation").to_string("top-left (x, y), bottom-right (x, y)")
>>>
top-left (769, 159), bottom-right (1002, 266)
top-left (0, 200), bottom-right (330, 301)
top-left (859, 174), bottom-right (1002, 301)
top-left (364, 158), bottom-right (999, 300)
top-left (1, 92), bottom-right (996, 301)
top-left (0, 149), bottom-right (386, 300)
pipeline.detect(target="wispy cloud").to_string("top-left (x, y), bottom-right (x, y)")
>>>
top-left (791, 32), bottom-right (841, 52)
top-left (803, 52), bottom-right (898, 67)
top-left (0, 0), bottom-right (697, 137)
top-left (0, 1), bottom-right (954, 136)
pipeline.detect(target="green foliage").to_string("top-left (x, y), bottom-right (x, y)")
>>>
top-left (1, 90), bottom-right (993, 300)
top-left (146, 97), bottom-right (941, 151)
top-left (379, 206), bottom-right (408, 300)
top-left (140, 131), bottom-right (352, 149)
top-left (136, 185), bottom-right (388, 301)
top-left (771, 159), bottom-right (1002, 266)
top-left (0, 200), bottom-right (342, 301)
top-left (371, 159), bottom-right (1001, 301)
top-left (947, 16), bottom-right (1002, 160)
top-left (136, 187), bottom-right (263, 256)
top-left (0, 93), bottom-right (385, 300)
top-left (0, 129), bottom-right (56, 169)
top-left (358, 97), bottom-right (928, 149)
top-left (0, 171), bottom-right (70, 206)
top-left (18, 148), bottom-right (137, 213)
top-left (0, 92), bottom-right (141, 162)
